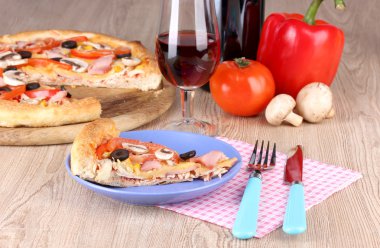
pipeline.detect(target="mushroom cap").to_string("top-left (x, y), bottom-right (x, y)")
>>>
top-left (265, 94), bottom-right (296, 125)
top-left (296, 82), bottom-right (333, 123)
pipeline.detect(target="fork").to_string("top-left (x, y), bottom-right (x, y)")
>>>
top-left (232, 140), bottom-right (276, 239)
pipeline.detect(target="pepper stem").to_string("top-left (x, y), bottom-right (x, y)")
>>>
top-left (234, 57), bottom-right (250, 68)
top-left (304, 0), bottom-right (324, 25)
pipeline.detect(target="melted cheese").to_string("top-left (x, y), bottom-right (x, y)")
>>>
top-left (95, 159), bottom-right (113, 181)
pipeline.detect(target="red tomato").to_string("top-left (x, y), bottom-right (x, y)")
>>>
top-left (96, 143), bottom-right (109, 159)
top-left (106, 137), bottom-right (125, 152)
top-left (96, 138), bottom-right (131, 159)
top-left (114, 46), bottom-right (131, 56)
top-left (210, 59), bottom-right (275, 116)
top-left (0, 48), bottom-right (10, 53)
top-left (71, 49), bottom-right (114, 59)
top-left (63, 36), bottom-right (89, 42)
top-left (26, 58), bottom-right (72, 70)
top-left (24, 89), bottom-right (60, 99)
top-left (40, 38), bottom-right (61, 51)
top-left (17, 38), bottom-right (60, 54)
top-left (0, 85), bottom-right (26, 100)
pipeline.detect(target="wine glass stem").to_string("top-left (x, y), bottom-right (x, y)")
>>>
top-left (180, 89), bottom-right (195, 123)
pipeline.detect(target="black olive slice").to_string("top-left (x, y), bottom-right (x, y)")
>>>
top-left (0, 86), bottom-right (11, 92)
top-left (50, 57), bottom-right (62, 62)
top-left (61, 40), bottom-right (78, 49)
top-left (18, 50), bottom-right (32, 59)
top-left (3, 66), bottom-right (18, 72)
top-left (179, 150), bottom-right (196, 160)
top-left (110, 149), bottom-right (130, 161)
top-left (26, 82), bottom-right (41, 91)
top-left (116, 53), bottom-right (132, 59)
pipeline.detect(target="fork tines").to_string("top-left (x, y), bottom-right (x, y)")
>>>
top-left (247, 140), bottom-right (276, 171)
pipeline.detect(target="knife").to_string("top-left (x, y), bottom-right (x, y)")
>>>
top-left (282, 145), bottom-right (307, 235)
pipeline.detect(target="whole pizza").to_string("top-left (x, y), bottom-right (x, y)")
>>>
top-left (0, 30), bottom-right (162, 127)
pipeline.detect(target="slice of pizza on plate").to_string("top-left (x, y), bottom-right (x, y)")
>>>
top-left (70, 118), bottom-right (238, 187)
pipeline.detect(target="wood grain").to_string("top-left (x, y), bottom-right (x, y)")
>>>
top-left (0, 0), bottom-right (379, 247)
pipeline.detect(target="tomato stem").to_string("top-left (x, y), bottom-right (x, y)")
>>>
top-left (304, 0), bottom-right (346, 25)
top-left (234, 57), bottom-right (250, 68)
top-left (335, 0), bottom-right (345, 10)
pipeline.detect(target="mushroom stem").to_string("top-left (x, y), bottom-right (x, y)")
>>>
top-left (326, 108), bottom-right (335, 118)
top-left (284, 112), bottom-right (303, 127)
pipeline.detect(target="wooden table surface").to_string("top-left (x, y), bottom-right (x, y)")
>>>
top-left (0, 0), bottom-right (379, 247)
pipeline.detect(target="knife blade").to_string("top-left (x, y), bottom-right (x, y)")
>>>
top-left (282, 145), bottom-right (307, 235)
top-left (284, 145), bottom-right (303, 184)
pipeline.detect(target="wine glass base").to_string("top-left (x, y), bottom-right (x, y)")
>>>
top-left (162, 118), bottom-right (217, 136)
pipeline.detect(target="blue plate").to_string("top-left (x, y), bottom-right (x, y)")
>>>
top-left (65, 130), bottom-right (242, 205)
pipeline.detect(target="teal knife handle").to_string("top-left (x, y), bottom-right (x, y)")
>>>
top-left (232, 175), bottom-right (262, 239)
top-left (283, 183), bottom-right (307, 235)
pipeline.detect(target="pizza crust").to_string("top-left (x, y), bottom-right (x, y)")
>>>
top-left (0, 29), bottom-right (162, 90)
top-left (0, 97), bottom-right (101, 127)
top-left (71, 118), bottom-right (238, 188)
top-left (71, 118), bottom-right (120, 179)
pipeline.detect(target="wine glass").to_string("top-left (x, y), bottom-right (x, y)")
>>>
top-left (156, 0), bottom-right (220, 136)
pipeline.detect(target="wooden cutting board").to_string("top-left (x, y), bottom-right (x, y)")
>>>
top-left (0, 81), bottom-right (176, 146)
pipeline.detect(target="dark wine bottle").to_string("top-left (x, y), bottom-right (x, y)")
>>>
top-left (202, 0), bottom-right (265, 92)
top-left (222, 0), bottom-right (243, 61)
top-left (242, 0), bottom-right (265, 60)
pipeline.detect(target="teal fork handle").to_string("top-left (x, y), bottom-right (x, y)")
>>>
top-left (283, 183), bottom-right (307, 235)
top-left (232, 176), bottom-right (262, 239)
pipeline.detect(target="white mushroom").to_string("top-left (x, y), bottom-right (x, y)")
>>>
top-left (296, 82), bottom-right (335, 123)
top-left (82, 41), bottom-right (112, 50)
top-left (0, 51), bottom-right (21, 61)
top-left (3, 70), bottom-right (27, 86)
top-left (0, 51), bottom-right (26, 68)
top-left (122, 143), bottom-right (149, 154)
top-left (265, 94), bottom-right (303, 127)
top-left (60, 58), bottom-right (89, 73)
top-left (121, 57), bottom-right (141, 67)
top-left (0, 61), bottom-right (7, 68)
top-left (6, 59), bottom-right (28, 66)
top-left (155, 148), bottom-right (174, 160)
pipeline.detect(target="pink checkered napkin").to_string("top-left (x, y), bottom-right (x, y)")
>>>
top-left (158, 137), bottom-right (362, 238)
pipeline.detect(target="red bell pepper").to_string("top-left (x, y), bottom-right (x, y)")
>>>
top-left (257, 0), bottom-right (345, 98)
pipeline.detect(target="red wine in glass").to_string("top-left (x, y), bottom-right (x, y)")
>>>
top-left (156, 0), bottom-right (220, 136)
top-left (156, 31), bottom-right (220, 90)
